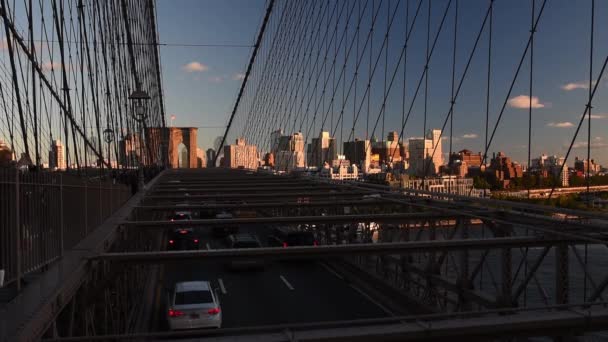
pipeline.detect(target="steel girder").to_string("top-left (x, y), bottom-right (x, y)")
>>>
top-left (93, 237), bottom-right (583, 263)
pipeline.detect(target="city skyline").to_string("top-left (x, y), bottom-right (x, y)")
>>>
top-left (154, 0), bottom-right (608, 164)
top-left (1, 1), bottom-right (607, 168)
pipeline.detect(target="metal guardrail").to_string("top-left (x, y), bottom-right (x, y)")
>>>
top-left (0, 168), bottom-right (130, 291)
top-left (311, 177), bottom-right (608, 221)
top-left (41, 302), bottom-right (608, 341)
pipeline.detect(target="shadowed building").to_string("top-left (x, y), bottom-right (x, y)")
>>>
top-left (308, 131), bottom-right (337, 168)
top-left (344, 139), bottom-right (371, 172)
top-left (206, 148), bottom-right (216, 168)
top-left (0, 140), bottom-right (13, 167)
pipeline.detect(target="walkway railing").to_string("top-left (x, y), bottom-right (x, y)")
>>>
top-left (0, 168), bottom-right (130, 290)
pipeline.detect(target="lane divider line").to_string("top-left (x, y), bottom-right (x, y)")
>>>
top-left (280, 275), bottom-right (295, 290)
top-left (349, 284), bottom-right (394, 316)
top-left (218, 278), bottom-right (227, 295)
top-left (319, 262), bottom-right (344, 280)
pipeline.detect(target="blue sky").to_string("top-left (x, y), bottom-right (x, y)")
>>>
top-left (156, 0), bottom-right (266, 151)
top-left (156, 0), bottom-right (608, 166)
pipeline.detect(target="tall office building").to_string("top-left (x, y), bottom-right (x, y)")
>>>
top-left (343, 139), bottom-right (371, 172)
top-left (49, 139), bottom-right (66, 170)
top-left (408, 129), bottom-right (443, 176)
top-left (371, 131), bottom-right (402, 165)
top-left (270, 129), bottom-right (283, 156)
top-left (272, 130), bottom-right (306, 172)
top-left (206, 148), bottom-right (216, 167)
top-left (308, 131), bottom-right (337, 167)
top-left (223, 138), bottom-right (258, 169)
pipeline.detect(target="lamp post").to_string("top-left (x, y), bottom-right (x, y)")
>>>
top-left (103, 128), bottom-right (115, 169)
top-left (129, 89), bottom-right (150, 191)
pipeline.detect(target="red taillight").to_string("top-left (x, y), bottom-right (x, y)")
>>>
top-left (282, 242), bottom-right (288, 248)
top-left (193, 239), bottom-right (199, 243)
top-left (169, 240), bottom-right (174, 244)
top-left (208, 307), bottom-right (220, 315)
top-left (313, 240), bottom-right (318, 246)
top-left (179, 230), bottom-right (188, 234)
top-left (168, 309), bottom-right (184, 317)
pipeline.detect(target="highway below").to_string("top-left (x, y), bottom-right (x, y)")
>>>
top-left (150, 224), bottom-right (391, 331)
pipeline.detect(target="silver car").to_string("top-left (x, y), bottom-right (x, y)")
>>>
top-left (167, 281), bottom-right (222, 330)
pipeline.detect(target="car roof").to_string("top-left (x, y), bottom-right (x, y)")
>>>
top-left (275, 226), bottom-right (309, 233)
top-left (172, 227), bottom-right (193, 232)
top-left (174, 211), bottom-right (192, 215)
top-left (230, 233), bottom-right (257, 241)
top-left (216, 212), bottom-right (233, 219)
top-left (175, 281), bottom-right (210, 292)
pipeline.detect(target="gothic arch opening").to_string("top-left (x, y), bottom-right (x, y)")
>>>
top-left (177, 142), bottom-right (189, 168)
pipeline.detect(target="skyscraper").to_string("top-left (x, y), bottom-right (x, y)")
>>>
top-left (272, 131), bottom-right (306, 171)
top-left (224, 138), bottom-right (258, 169)
top-left (371, 131), bottom-right (402, 165)
top-left (343, 139), bottom-right (371, 172)
top-left (408, 129), bottom-right (443, 176)
top-left (270, 129), bottom-right (283, 156)
top-left (49, 140), bottom-right (66, 170)
top-left (206, 148), bottom-right (216, 167)
top-left (308, 131), bottom-right (337, 167)
top-left (180, 148), bottom-right (189, 168)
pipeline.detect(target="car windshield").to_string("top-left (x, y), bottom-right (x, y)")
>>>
top-left (233, 240), bottom-right (259, 248)
top-left (174, 290), bottom-right (213, 305)
top-left (287, 232), bottom-right (314, 245)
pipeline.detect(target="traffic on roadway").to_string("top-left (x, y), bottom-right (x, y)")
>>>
top-left (151, 207), bottom-right (391, 331)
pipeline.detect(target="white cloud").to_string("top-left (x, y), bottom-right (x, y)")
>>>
top-left (0, 38), bottom-right (7, 50)
top-left (547, 122), bottom-right (573, 128)
top-left (561, 80), bottom-right (596, 91)
top-left (507, 95), bottom-right (545, 109)
top-left (182, 61), bottom-right (208, 73)
top-left (232, 73), bottom-right (246, 81)
top-left (587, 114), bottom-right (607, 119)
top-left (462, 133), bottom-right (478, 139)
top-left (441, 136), bottom-right (460, 142)
top-left (571, 141), bottom-right (608, 149)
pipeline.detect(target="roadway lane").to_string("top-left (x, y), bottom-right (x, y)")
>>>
top-left (154, 224), bottom-right (389, 330)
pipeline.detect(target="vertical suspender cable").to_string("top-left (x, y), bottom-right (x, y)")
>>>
top-left (527, 0), bottom-right (535, 199)
top-left (586, 0), bottom-right (594, 206)
top-left (213, 0), bottom-right (276, 167)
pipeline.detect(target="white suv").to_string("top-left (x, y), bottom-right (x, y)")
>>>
top-left (167, 281), bottom-right (222, 330)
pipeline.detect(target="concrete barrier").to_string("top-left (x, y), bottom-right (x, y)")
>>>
top-left (0, 269), bottom-right (5, 287)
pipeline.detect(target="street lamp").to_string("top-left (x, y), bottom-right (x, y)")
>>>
top-left (129, 89), bottom-right (150, 191)
top-left (103, 128), bottom-right (115, 169)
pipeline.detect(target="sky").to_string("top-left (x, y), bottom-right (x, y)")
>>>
top-left (157, 0), bottom-right (608, 166)
top-left (156, 0), bottom-right (266, 152)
